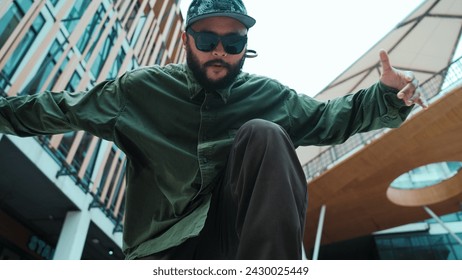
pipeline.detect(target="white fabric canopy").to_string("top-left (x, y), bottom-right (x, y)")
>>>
top-left (315, 0), bottom-right (462, 101)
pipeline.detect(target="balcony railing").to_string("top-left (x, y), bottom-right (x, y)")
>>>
top-left (33, 134), bottom-right (126, 234)
top-left (302, 56), bottom-right (462, 182)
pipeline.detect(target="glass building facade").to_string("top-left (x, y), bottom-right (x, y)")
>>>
top-left (317, 210), bottom-right (462, 260)
top-left (0, 0), bottom-right (185, 259)
top-left (376, 162), bottom-right (462, 260)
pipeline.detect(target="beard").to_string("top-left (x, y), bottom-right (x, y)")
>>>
top-left (186, 44), bottom-right (246, 91)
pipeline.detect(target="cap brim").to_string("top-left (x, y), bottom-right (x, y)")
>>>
top-left (187, 12), bottom-right (256, 29)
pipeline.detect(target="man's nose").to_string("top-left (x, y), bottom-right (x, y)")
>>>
top-left (213, 41), bottom-right (227, 57)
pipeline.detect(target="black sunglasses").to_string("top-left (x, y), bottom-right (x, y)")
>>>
top-left (186, 27), bottom-right (248, 55)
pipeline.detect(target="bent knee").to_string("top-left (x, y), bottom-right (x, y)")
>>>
top-left (239, 119), bottom-right (284, 134)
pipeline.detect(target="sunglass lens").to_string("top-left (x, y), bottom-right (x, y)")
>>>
top-left (195, 33), bottom-right (219, 52)
top-left (222, 35), bottom-right (247, 54)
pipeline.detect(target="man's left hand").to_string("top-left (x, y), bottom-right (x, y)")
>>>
top-left (379, 50), bottom-right (428, 109)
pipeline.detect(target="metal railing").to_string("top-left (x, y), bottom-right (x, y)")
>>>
top-left (33, 135), bottom-right (125, 233)
top-left (302, 56), bottom-right (462, 182)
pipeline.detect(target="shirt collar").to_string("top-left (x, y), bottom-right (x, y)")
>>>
top-left (184, 63), bottom-right (242, 104)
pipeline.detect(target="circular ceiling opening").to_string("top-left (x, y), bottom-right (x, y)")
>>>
top-left (387, 161), bottom-right (462, 207)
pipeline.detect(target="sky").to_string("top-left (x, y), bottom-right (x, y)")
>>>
top-left (179, 0), bottom-right (426, 96)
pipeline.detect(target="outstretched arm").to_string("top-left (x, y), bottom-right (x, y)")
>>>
top-left (0, 78), bottom-right (124, 139)
top-left (379, 50), bottom-right (427, 109)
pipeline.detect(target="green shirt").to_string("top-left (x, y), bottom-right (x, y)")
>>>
top-left (0, 63), bottom-right (411, 259)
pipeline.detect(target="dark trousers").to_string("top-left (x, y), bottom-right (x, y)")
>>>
top-left (140, 119), bottom-right (308, 260)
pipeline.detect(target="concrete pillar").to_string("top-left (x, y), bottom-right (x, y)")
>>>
top-left (53, 210), bottom-right (91, 260)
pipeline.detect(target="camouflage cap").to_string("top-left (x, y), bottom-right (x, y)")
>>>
top-left (186, 0), bottom-right (256, 29)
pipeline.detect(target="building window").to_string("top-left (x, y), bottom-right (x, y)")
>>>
top-left (155, 45), bottom-right (165, 65)
top-left (21, 39), bottom-right (68, 95)
top-left (0, 80), bottom-right (7, 96)
top-left (130, 14), bottom-right (147, 47)
top-left (98, 147), bottom-right (116, 195)
top-left (0, 0), bottom-right (33, 49)
top-left (76, 4), bottom-right (106, 54)
top-left (62, 0), bottom-right (91, 35)
top-left (376, 232), bottom-right (462, 260)
top-left (0, 12), bottom-right (45, 89)
top-left (104, 156), bottom-right (123, 207)
top-left (90, 22), bottom-right (120, 78)
top-left (66, 71), bottom-right (82, 91)
top-left (71, 132), bottom-right (96, 179)
top-left (49, 0), bottom-right (60, 6)
top-left (80, 137), bottom-right (101, 187)
top-left (55, 131), bottom-right (93, 183)
top-left (107, 48), bottom-right (126, 80)
top-left (125, 1), bottom-right (140, 31)
top-left (130, 56), bottom-right (139, 70)
top-left (84, 14), bottom-right (110, 62)
top-left (56, 132), bottom-right (77, 160)
top-left (164, 9), bottom-right (176, 36)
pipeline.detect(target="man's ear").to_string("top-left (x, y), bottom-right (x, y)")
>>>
top-left (181, 31), bottom-right (188, 48)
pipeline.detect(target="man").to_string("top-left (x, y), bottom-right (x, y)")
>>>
top-left (0, 0), bottom-right (425, 260)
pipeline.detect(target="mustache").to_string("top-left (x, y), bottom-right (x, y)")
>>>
top-left (204, 59), bottom-right (231, 68)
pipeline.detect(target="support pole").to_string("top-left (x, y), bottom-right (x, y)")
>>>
top-left (312, 204), bottom-right (326, 260)
top-left (423, 206), bottom-right (462, 245)
top-left (53, 211), bottom-right (91, 260)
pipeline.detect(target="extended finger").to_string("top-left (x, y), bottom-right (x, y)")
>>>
top-left (398, 76), bottom-right (418, 98)
top-left (397, 82), bottom-right (428, 108)
top-left (412, 87), bottom-right (428, 109)
top-left (404, 71), bottom-right (415, 83)
top-left (379, 50), bottom-right (393, 72)
top-left (409, 78), bottom-right (420, 100)
top-left (398, 79), bottom-right (419, 105)
top-left (397, 82), bottom-right (418, 105)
